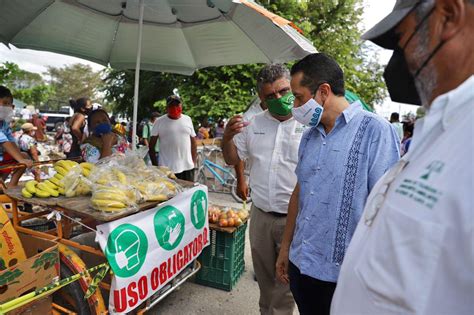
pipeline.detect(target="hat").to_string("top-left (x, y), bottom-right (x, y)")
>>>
top-left (166, 95), bottom-right (182, 106)
top-left (21, 123), bottom-right (37, 131)
top-left (362, 0), bottom-right (420, 49)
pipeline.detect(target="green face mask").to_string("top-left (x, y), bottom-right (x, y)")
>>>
top-left (266, 92), bottom-right (295, 116)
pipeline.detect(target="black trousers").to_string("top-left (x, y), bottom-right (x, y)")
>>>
top-left (175, 169), bottom-right (195, 182)
top-left (288, 261), bottom-right (337, 315)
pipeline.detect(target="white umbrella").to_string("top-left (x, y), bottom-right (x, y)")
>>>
top-left (1, 0), bottom-right (317, 148)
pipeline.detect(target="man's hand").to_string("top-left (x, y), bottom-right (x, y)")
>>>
top-left (18, 158), bottom-right (33, 168)
top-left (236, 178), bottom-right (248, 201)
top-left (276, 247), bottom-right (290, 284)
top-left (223, 115), bottom-right (249, 141)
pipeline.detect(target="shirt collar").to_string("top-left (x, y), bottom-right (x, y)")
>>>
top-left (438, 75), bottom-right (474, 130)
top-left (341, 100), bottom-right (363, 124)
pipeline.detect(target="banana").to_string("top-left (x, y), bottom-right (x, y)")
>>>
top-left (65, 189), bottom-right (75, 198)
top-left (44, 180), bottom-right (59, 190)
top-left (113, 169), bottom-right (127, 185)
top-left (65, 160), bottom-right (78, 168)
top-left (91, 199), bottom-right (127, 209)
top-left (54, 173), bottom-right (64, 180)
top-left (21, 188), bottom-right (33, 198)
top-left (96, 179), bottom-right (108, 185)
top-left (80, 162), bottom-right (94, 170)
top-left (55, 160), bottom-right (71, 171)
top-left (54, 166), bottom-right (69, 177)
top-left (146, 194), bottom-right (168, 202)
top-left (93, 192), bottom-right (129, 204)
top-left (25, 180), bottom-right (38, 194)
top-left (82, 168), bottom-right (91, 177)
top-left (35, 189), bottom-right (51, 198)
top-left (92, 205), bottom-right (127, 212)
top-left (37, 183), bottom-right (59, 197)
top-left (49, 176), bottom-right (64, 188)
top-left (58, 187), bottom-right (65, 195)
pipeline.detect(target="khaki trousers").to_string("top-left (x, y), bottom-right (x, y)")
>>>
top-left (250, 204), bottom-right (295, 315)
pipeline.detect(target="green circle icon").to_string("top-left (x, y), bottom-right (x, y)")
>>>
top-left (154, 206), bottom-right (185, 251)
top-left (190, 190), bottom-right (207, 229)
top-left (105, 224), bottom-right (148, 278)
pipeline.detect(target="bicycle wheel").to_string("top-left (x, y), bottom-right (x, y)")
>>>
top-left (54, 263), bottom-right (92, 315)
top-left (230, 176), bottom-right (252, 203)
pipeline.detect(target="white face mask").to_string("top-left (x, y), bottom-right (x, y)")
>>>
top-left (291, 98), bottom-right (324, 127)
top-left (0, 106), bottom-right (14, 122)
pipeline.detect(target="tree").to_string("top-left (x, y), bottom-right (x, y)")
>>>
top-left (46, 63), bottom-right (102, 101)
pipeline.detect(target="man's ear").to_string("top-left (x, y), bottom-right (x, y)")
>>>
top-left (318, 83), bottom-right (332, 103)
top-left (436, 0), bottom-right (466, 41)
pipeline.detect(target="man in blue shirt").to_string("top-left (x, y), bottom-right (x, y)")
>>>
top-left (275, 53), bottom-right (400, 315)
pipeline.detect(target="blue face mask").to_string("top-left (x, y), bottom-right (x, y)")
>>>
top-left (94, 123), bottom-right (112, 136)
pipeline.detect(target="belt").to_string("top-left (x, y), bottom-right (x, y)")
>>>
top-left (267, 211), bottom-right (287, 218)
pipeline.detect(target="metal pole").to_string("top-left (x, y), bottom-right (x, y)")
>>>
top-left (132, 0), bottom-right (145, 150)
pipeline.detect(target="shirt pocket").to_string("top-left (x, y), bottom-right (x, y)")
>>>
top-left (354, 204), bottom-right (445, 314)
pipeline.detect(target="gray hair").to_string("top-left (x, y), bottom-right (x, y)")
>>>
top-left (256, 64), bottom-right (290, 92)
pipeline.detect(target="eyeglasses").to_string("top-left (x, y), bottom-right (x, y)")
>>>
top-left (364, 159), bottom-right (409, 226)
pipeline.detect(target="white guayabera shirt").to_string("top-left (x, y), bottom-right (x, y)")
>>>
top-left (331, 76), bottom-right (474, 315)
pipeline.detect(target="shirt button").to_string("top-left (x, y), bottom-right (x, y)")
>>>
top-left (303, 240), bottom-right (307, 244)
top-left (310, 191), bottom-right (314, 195)
top-left (316, 166), bottom-right (321, 170)
top-left (323, 142), bottom-right (326, 145)
top-left (305, 216), bottom-right (309, 221)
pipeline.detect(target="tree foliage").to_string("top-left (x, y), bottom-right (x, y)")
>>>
top-left (102, 0), bottom-right (387, 124)
top-left (46, 63), bottom-right (102, 101)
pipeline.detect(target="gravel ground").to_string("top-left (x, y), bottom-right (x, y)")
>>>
top-left (149, 192), bottom-right (262, 315)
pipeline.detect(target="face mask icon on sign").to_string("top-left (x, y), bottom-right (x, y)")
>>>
top-left (114, 229), bottom-right (141, 271)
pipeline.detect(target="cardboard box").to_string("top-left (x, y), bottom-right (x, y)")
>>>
top-left (0, 234), bottom-right (59, 305)
top-left (7, 296), bottom-right (52, 315)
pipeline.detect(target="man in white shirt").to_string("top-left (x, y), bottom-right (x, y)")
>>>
top-left (332, 1), bottom-right (474, 314)
top-left (390, 112), bottom-right (403, 141)
top-left (149, 95), bottom-right (197, 181)
top-left (20, 106), bottom-right (32, 121)
top-left (223, 64), bottom-right (303, 315)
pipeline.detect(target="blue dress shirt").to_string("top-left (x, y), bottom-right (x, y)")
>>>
top-left (0, 121), bottom-right (15, 161)
top-left (289, 101), bottom-right (400, 282)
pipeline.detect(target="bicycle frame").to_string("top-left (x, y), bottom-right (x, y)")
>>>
top-left (202, 159), bottom-right (235, 187)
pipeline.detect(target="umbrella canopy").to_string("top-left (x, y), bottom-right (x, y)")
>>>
top-left (1, 0), bottom-right (316, 75)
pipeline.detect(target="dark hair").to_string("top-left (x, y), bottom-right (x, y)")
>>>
top-left (390, 112), bottom-right (400, 122)
top-left (87, 109), bottom-right (110, 127)
top-left (290, 53), bottom-right (345, 96)
top-left (0, 86), bottom-right (13, 99)
top-left (403, 121), bottom-right (414, 135)
top-left (69, 97), bottom-right (91, 113)
top-left (256, 64), bottom-right (290, 92)
top-left (151, 112), bottom-right (160, 119)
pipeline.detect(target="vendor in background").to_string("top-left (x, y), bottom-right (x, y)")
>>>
top-left (214, 119), bottom-right (225, 138)
top-left (81, 109), bottom-right (129, 163)
top-left (0, 86), bottom-right (32, 187)
top-left (69, 97), bottom-right (92, 158)
top-left (141, 112), bottom-right (160, 163)
top-left (197, 118), bottom-right (211, 139)
top-left (31, 113), bottom-right (47, 142)
top-left (149, 95), bottom-right (197, 181)
top-left (18, 123), bottom-right (41, 181)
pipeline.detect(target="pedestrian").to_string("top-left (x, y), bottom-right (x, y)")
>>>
top-left (275, 53), bottom-right (400, 315)
top-left (149, 95), bottom-right (197, 181)
top-left (222, 63), bottom-right (301, 315)
top-left (390, 112), bottom-right (403, 141)
top-left (68, 97), bottom-right (92, 158)
top-left (197, 119), bottom-right (211, 139)
top-left (20, 106), bottom-right (32, 121)
top-left (141, 112), bottom-right (160, 163)
top-left (18, 123), bottom-right (41, 181)
top-left (31, 113), bottom-right (47, 142)
top-left (400, 121), bottom-right (414, 156)
top-left (214, 119), bottom-right (225, 138)
top-left (332, 1), bottom-right (474, 314)
top-left (0, 86), bottom-right (33, 187)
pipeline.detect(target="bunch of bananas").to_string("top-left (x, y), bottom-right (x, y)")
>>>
top-left (92, 168), bottom-right (128, 186)
top-left (21, 179), bottom-right (64, 198)
top-left (132, 178), bottom-right (177, 202)
top-left (91, 186), bottom-right (138, 212)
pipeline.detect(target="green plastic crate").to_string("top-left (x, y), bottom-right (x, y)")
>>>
top-left (195, 222), bottom-right (247, 291)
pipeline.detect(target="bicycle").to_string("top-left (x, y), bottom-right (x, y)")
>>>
top-left (195, 144), bottom-right (251, 203)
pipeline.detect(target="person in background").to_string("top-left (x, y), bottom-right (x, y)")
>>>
top-left (81, 109), bottom-right (129, 163)
top-left (69, 97), bottom-right (92, 158)
top-left (0, 86), bottom-right (32, 187)
top-left (141, 112), bottom-right (160, 162)
top-left (197, 119), bottom-right (211, 139)
top-left (113, 121), bottom-right (127, 138)
top-left (275, 53), bottom-right (400, 315)
top-left (149, 95), bottom-right (197, 181)
top-left (332, 0), bottom-right (474, 314)
top-left (31, 113), bottom-right (47, 142)
top-left (400, 121), bottom-right (414, 156)
top-left (214, 119), bottom-right (225, 138)
top-left (20, 106), bottom-right (32, 122)
top-left (390, 112), bottom-right (403, 141)
top-left (223, 64), bottom-right (300, 315)
top-left (18, 123), bottom-right (40, 181)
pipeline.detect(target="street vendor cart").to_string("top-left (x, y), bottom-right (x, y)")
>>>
top-left (0, 158), bottom-right (209, 314)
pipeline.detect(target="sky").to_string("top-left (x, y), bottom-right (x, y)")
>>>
top-left (0, 0), bottom-right (418, 117)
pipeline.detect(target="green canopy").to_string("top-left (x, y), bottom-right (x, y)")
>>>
top-left (345, 90), bottom-right (372, 112)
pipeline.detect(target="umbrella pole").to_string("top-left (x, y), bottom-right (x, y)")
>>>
top-left (132, 0), bottom-right (145, 150)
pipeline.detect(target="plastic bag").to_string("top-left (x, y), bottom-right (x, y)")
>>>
top-left (90, 184), bottom-right (139, 212)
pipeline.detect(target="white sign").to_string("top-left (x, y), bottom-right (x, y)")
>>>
top-left (96, 185), bottom-right (209, 314)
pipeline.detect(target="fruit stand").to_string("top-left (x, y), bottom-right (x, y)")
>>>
top-left (0, 155), bottom-right (209, 314)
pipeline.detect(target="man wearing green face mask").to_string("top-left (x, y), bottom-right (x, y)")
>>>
top-left (222, 64), bottom-right (305, 315)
